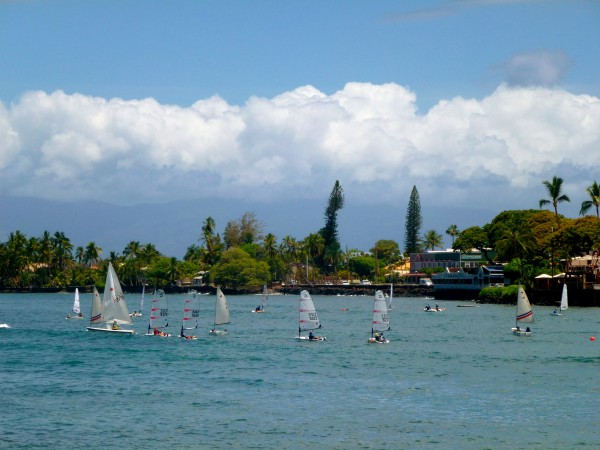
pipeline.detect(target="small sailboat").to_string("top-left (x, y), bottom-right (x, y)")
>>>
top-left (86, 263), bottom-right (134, 334)
top-left (368, 290), bottom-right (390, 344)
top-left (145, 289), bottom-right (171, 336)
top-left (512, 284), bottom-right (533, 336)
top-left (180, 290), bottom-right (200, 340)
top-left (130, 285), bottom-right (144, 317)
top-left (551, 283), bottom-right (568, 316)
top-left (66, 288), bottom-right (83, 319)
top-left (252, 284), bottom-right (268, 313)
top-left (295, 290), bottom-right (326, 341)
top-left (424, 303), bottom-right (446, 312)
top-left (386, 284), bottom-right (394, 311)
top-left (209, 287), bottom-right (230, 335)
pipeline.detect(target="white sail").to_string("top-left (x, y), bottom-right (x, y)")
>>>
top-left (299, 290), bottom-right (320, 332)
top-left (516, 284), bottom-right (534, 324)
top-left (140, 285), bottom-right (146, 313)
top-left (560, 283), bottom-right (568, 311)
top-left (148, 289), bottom-right (169, 332)
top-left (89, 286), bottom-right (103, 324)
top-left (182, 290), bottom-right (200, 331)
top-left (214, 287), bottom-right (230, 326)
top-left (73, 288), bottom-right (81, 314)
top-left (372, 290), bottom-right (390, 333)
top-left (386, 284), bottom-right (393, 310)
top-left (102, 262), bottom-right (132, 325)
top-left (262, 284), bottom-right (268, 310)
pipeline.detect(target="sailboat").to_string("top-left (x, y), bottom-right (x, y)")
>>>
top-left (512, 284), bottom-right (533, 336)
top-left (180, 289), bottom-right (200, 340)
top-left (551, 283), bottom-right (568, 316)
top-left (252, 284), bottom-right (268, 313)
top-left (209, 287), bottom-right (230, 335)
top-left (295, 290), bottom-right (326, 341)
top-left (386, 284), bottom-right (394, 311)
top-left (130, 285), bottom-right (144, 317)
top-left (66, 288), bottom-right (83, 319)
top-left (368, 290), bottom-right (390, 344)
top-left (86, 262), bottom-right (134, 334)
top-left (145, 289), bottom-right (171, 336)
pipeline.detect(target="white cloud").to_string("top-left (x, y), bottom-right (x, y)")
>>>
top-left (500, 50), bottom-right (572, 86)
top-left (0, 83), bottom-right (598, 217)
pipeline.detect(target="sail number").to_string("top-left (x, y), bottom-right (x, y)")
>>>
top-left (192, 309), bottom-right (200, 318)
top-left (381, 314), bottom-right (389, 322)
top-left (308, 313), bottom-right (318, 321)
top-left (160, 308), bottom-right (168, 317)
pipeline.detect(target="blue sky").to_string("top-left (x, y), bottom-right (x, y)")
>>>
top-left (1, 0), bottom-right (599, 258)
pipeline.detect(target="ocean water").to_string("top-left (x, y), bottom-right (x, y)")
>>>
top-left (1, 292), bottom-right (599, 450)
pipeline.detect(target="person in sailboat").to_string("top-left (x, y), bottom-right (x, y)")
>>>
top-left (255, 305), bottom-right (262, 312)
top-left (309, 331), bottom-right (315, 340)
top-left (112, 320), bottom-right (119, 330)
top-left (526, 327), bottom-right (531, 333)
top-left (425, 304), bottom-right (431, 311)
top-left (553, 308), bottom-right (558, 314)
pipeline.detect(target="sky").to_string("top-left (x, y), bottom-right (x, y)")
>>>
top-left (1, 0), bottom-right (599, 258)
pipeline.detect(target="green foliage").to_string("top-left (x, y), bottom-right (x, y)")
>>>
top-left (211, 247), bottom-right (270, 289)
top-left (404, 185), bottom-right (422, 254)
top-left (318, 180), bottom-right (344, 273)
top-left (370, 240), bottom-right (401, 265)
top-left (479, 284), bottom-right (519, 303)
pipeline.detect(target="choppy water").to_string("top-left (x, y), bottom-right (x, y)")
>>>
top-left (1, 292), bottom-right (599, 449)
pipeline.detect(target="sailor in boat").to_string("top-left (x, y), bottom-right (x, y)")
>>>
top-left (526, 327), bottom-right (531, 333)
top-left (309, 331), bottom-right (315, 340)
top-left (425, 304), bottom-right (431, 311)
top-left (435, 304), bottom-right (440, 311)
top-left (255, 305), bottom-right (262, 312)
top-left (112, 321), bottom-right (119, 330)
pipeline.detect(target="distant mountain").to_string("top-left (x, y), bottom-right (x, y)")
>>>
top-left (0, 196), bottom-right (495, 258)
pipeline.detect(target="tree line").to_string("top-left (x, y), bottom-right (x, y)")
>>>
top-left (1, 177), bottom-right (599, 289)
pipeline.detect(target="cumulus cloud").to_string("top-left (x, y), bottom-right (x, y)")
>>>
top-left (0, 83), bottom-right (598, 217)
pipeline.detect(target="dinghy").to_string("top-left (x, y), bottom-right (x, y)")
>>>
top-left (512, 284), bottom-right (533, 336)
top-left (209, 287), bottom-right (230, 335)
top-left (368, 290), bottom-right (390, 344)
top-left (295, 290), bottom-right (326, 341)
top-left (86, 263), bottom-right (134, 334)
top-left (145, 289), bottom-right (171, 337)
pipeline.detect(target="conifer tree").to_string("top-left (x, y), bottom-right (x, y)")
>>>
top-left (404, 185), bottom-right (422, 254)
top-left (318, 180), bottom-right (344, 273)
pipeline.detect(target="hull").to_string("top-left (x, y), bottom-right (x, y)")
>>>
top-left (295, 335), bottom-right (326, 341)
top-left (367, 338), bottom-right (390, 344)
top-left (512, 327), bottom-right (532, 336)
top-left (86, 326), bottom-right (134, 335)
top-left (209, 329), bottom-right (227, 335)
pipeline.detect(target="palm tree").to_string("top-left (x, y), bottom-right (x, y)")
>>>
top-left (84, 242), bottom-right (102, 267)
top-left (580, 181), bottom-right (600, 217)
top-left (422, 230), bottom-right (444, 251)
top-left (539, 176), bottom-right (570, 226)
top-left (445, 224), bottom-right (460, 245)
top-left (495, 218), bottom-right (537, 284)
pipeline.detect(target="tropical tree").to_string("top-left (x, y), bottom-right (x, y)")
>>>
top-left (404, 185), bottom-right (422, 254)
top-left (539, 175), bottom-right (570, 226)
top-left (318, 180), bottom-right (344, 272)
top-left (223, 212), bottom-right (264, 248)
top-left (445, 224), bottom-right (460, 245)
top-left (211, 247), bottom-right (270, 289)
top-left (84, 242), bottom-right (102, 267)
top-left (580, 181), bottom-right (600, 217)
top-left (453, 226), bottom-right (495, 264)
top-left (495, 218), bottom-right (537, 282)
top-left (422, 230), bottom-right (444, 251)
top-left (201, 216), bottom-right (222, 265)
top-left (370, 240), bottom-right (401, 265)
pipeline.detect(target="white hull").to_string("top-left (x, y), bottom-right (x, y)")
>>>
top-left (512, 327), bottom-right (532, 336)
top-left (251, 309), bottom-right (266, 313)
top-left (86, 326), bottom-right (134, 335)
top-left (550, 311), bottom-right (562, 316)
top-left (66, 316), bottom-right (84, 320)
top-left (368, 338), bottom-right (390, 344)
top-left (209, 329), bottom-right (227, 335)
top-left (0, 323), bottom-right (11, 328)
top-left (295, 335), bottom-right (326, 341)
top-left (144, 332), bottom-right (171, 337)
top-left (130, 313), bottom-right (142, 317)
top-left (424, 308), bottom-right (445, 312)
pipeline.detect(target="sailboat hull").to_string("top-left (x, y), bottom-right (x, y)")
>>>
top-left (295, 335), bottom-right (326, 341)
top-left (86, 326), bottom-right (135, 335)
top-left (367, 338), bottom-right (390, 344)
top-left (511, 327), bottom-right (532, 336)
top-left (209, 329), bottom-right (228, 335)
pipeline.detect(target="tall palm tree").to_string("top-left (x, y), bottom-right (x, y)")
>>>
top-left (580, 181), bottom-right (600, 217)
top-left (52, 231), bottom-right (73, 271)
top-left (422, 230), bottom-right (444, 251)
top-left (445, 224), bottom-right (460, 245)
top-left (539, 176), bottom-right (570, 226)
top-left (84, 242), bottom-right (102, 267)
